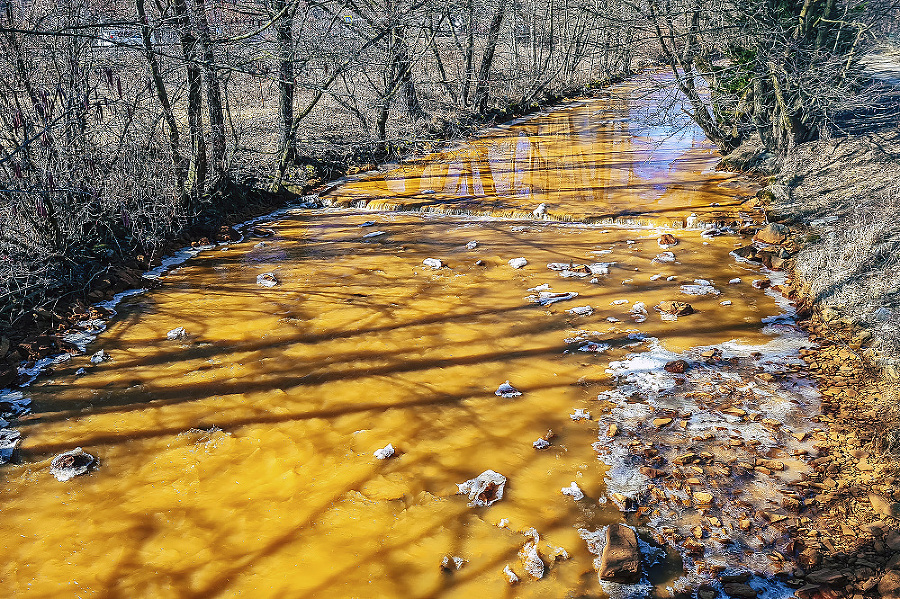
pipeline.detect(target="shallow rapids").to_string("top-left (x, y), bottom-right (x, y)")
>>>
top-left (1, 80), bottom-right (817, 598)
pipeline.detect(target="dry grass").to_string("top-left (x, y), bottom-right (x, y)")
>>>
top-left (775, 129), bottom-right (900, 363)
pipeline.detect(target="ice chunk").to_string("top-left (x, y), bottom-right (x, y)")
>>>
top-left (362, 230), bottom-right (386, 238)
top-left (508, 257), bottom-right (528, 269)
top-left (571, 408), bottom-right (592, 421)
top-left (680, 283), bottom-right (720, 296)
top-left (630, 302), bottom-right (647, 315)
top-left (527, 291), bottom-right (578, 306)
top-left (720, 300), bottom-right (733, 306)
top-left (90, 350), bottom-right (110, 364)
top-left (533, 438), bottom-right (550, 449)
top-left (457, 470), bottom-right (507, 507)
top-left (653, 252), bottom-right (676, 263)
top-left (256, 272), bottom-right (278, 287)
top-left (729, 278), bottom-right (742, 284)
top-left (466, 240), bottom-right (478, 250)
top-left (495, 381), bottom-right (522, 398)
top-left (611, 299), bottom-right (629, 306)
top-left (649, 274), bottom-right (663, 281)
top-left (503, 565), bottom-right (519, 584)
top-left (0, 429), bottom-right (21, 464)
top-left (566, 306), bottom-right (593, 316)
top-left (441, 555), bottom-right (466, 571)
top-left (578, 342), bottom-right (610, 353)
top-left (528, 283), bottom-right (551, 292)
top-left (519, 531), bottom-right (545, 579)
top-left (166, 327), bottom-right (187, 340)
top-left (423, 258), bottom-right (444, 269)
top-left (49, 447), bottom-right (97, 482)
top-left (373, 443), bottom-right (395, 459)
top-left (533, 203), bottom-right (548, 217)
top-left (588, 263), bottom-right (612, 275)
top-left (561, 482), bottom-right (585, 500)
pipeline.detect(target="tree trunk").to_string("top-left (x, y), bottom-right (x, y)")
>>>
top-left (472, 0), bottom-right (506, 113)
top-left (273, 0), bottom-right (295, 161)
top-left (192, 0), bottom-right (227, 186)
top-left (173, 0), bottom-right (206, 196)
top-left (136, 0), bottom-right (187, 202)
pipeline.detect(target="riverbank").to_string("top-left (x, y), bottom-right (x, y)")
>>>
top-left (721, 123), bottom-right (900, 596)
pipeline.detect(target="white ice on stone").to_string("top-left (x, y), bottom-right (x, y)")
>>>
top-left (561, 482), bottom-right (585, 500)
top-left (363, 230), bottom-right (387, 238)
top-left (166, 327), bottom-right (187, 340)
top-left (729, 278), bottom-right (742, 284)
top-left (533, 203), bottom-right (548, 217)
top-left (589, 263), bottom-right (612, 275)
top-left (90, 350), bottom-right (110, 364)
top-left (503, 566), bottom-right (519, 584)
top-left (666, 275), bottom-right (677, 281)
top-left (654, 252), bottom-right (676, 263)
top-left (720, 300), bottom-right (733, 306)
top-left (630, 302), bottom-right (647, 315)
top-left (508, 257), bottom-right (528, 269)
top-left (528, 283), bottom-right (552, 292)
top-left (578, 342), bottom-right (610, 353)
top-left (466, 240), bottom-right (478, 250)
top-left (457, 470), bottom-right (507, 507)
top-left (611, 299), bottom-right (629, 305)
top-left (495, 381), bottom-right (522, 398)
top-left (256, 273), bottom-right (278, 287)
top-left (423, 258), bottom-right (444, 269)
top-left (607, 317), bottom-right (620, 322)
top-left (533, 437), bottom-right (550, 449)
top-left (567, 306), bottom-right (594, 316)
top-left (649, 274), bottom-right (663, 281)
top-left (681, 282), bottom-right (720, 296)
top-left (373, 443), bottom-right (395, 459)
top-left (570, 408), bottom-right (592, 421)
top-left (527, 291), bottom-right (578, 306)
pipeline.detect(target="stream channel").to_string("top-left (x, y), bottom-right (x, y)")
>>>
top-left (1, 77), bottom-right (820, 598)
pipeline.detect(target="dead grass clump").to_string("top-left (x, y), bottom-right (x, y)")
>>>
top-left (776, 130), bottom-right (900, 361)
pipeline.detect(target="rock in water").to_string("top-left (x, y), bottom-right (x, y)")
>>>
top-left (457, 470), bottom-right (507, 507)
top-left (656, 301), bottom-right (695, 316)
top-left (49, 447), bottom-right (97, 482)
top-left (753, 222), bottom-right (790, 245)
top-left (166, 327), bottom-right (187, 340)
top-left (658, 233), bottom-right (678, 248)
top-left (519, 528), bottom-right (545, 579)
top-left (0, 429), bottom-right (21, 464)
top-left (422, 258), bottom-right (444, 269)
top-left (508, 257), bottom-right (528, 269)
top-left (561, 482), bottom-right (584, 500)
top-left (599, 524), bottom-right (642, 583)
top-left (373, 444), bottom-right (394, 459)
top-left (495, 381), bottom-right (522, 398)
top-left (256, 272), bottom-right (278, 288)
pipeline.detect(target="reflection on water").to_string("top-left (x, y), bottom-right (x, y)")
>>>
top-left (326, 81), bottom-right (749, 225)
top-left (1, 81), bottom-right (812, 598)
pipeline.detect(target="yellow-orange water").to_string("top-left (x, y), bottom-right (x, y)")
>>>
top-left (1, 82), bottom-right (789, 598)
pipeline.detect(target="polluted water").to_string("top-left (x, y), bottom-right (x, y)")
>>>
top-left (1, 76), bottom-right (816, 598)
